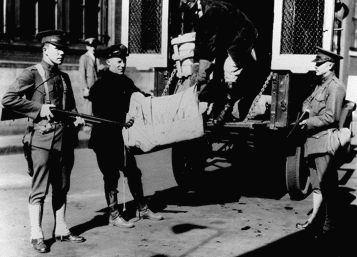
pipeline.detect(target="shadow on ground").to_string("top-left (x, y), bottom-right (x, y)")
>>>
top-left (235, 186), bottom-right (357, 257)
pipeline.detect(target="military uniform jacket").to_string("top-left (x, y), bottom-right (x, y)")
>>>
top-left (1, 61), bottom-right (77, 151)
top-left (303, 73), bottom-right (346, 156)
top-left (88, 70), bottom-right (144, 150)
top-left (79, 52), bottom-right (99, 90)
top-left (195, 0), bottom-right (258, 70)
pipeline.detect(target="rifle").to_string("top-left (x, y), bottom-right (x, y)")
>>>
top-left (51, 108), bottom-right (124, 127)
top-left (286, 110), bottom-right (309, 139)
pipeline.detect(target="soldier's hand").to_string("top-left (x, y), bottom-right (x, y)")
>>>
top-left (124, 117), bottom-right (135, 128)
top-left (40, 104), bottom-right (55, 120)
top-left (83, 87), bottom-right (90, 98)
top-left (299, 119), bottom-right (307, 130)
top-left (197, 59), bottom-right (212, 86)
top-left (73, 116), bottom-right (85, 127)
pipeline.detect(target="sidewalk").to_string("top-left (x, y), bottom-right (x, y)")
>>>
top-left (0, 130), bottom-right (90, 155)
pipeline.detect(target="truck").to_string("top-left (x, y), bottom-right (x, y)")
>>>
top-left (165, 0), bottom-right (356, 200)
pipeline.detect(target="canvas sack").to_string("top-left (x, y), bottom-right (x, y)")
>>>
top-left (327, 127), bottom-right (352, 155)
top-left (122, 86), bottom-right (204, 152)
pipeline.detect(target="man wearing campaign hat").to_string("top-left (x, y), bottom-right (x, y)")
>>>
top-left (88, 43), bottom-right (164, 228)
top-left (1, 30), bottom-right (85, 253)
top-left (296, 47), bottom-right (346, 243)
top-left (79, 37), bottom-right (102, 118)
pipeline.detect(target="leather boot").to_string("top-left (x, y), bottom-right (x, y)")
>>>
top-left (137, 206), bottom-right (164, 221)
top-left (212, 82), bottom-right (236, 126)
top-left (31, 238), bottom-right (49, 253)
top-left (108, 208), bottom-right (134, 228)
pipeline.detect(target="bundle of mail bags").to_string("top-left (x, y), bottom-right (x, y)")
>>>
top-left (122, 86), bottom-right (204, 152)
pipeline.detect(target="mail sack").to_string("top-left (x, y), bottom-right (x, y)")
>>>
top-left (122, 86), bottom-right (204, 152)
top-left (327, 128), bottom-right (352, 155)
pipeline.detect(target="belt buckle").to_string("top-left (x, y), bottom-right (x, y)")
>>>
top-left (39, 123), bottom-right (55, 134)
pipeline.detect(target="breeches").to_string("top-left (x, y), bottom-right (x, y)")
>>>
top-left (308, 153), bottom-right (337, 192)
top-left (29, 147), bottom-right (74, 206)
top-left (94, 147), bottom-right (145, 207)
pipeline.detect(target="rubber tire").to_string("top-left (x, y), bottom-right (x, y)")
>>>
top-left (171, 138), bottom-right (206, 190)
top-left (285, 145), bottom-right (312, 200)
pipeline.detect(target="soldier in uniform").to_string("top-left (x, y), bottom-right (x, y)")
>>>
top-left (1, 30), bottom-right (86, 253)
top-left (88, 44), bottom-right (163, 229)
top-left (296, 47), bottom-right (346, 242)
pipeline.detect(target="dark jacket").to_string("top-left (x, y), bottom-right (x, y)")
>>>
top-left (88, 70), bottom-right (144, 149)
top-left (195, 0), bottom-right (258, 70)
top-left (303, 73), bottom-right (346, 156)
top-left (1, 61), bottom-right (77, 150)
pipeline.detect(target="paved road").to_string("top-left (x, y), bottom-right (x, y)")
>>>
top-left (1, 148), bottom-right (357, 257)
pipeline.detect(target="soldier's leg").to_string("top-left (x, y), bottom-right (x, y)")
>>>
top-left (50, 150), bottom-right (71, 236)
top-left (28, 147), bottom-right (51, 252)
top-left (297, 156), bottom-right (324, 234)
top-left (124, 150), bottom-right (163, 221)
top-left (211, 55), bottom-right (242, 125)
top-left (313, 154), bottom-right (334, 232)
top-left (318, 154), bottom-right (339, 233)
top-left (95, 148), bottom-right (134, 228)
top-left (309, 156), bottom-right (324, 224)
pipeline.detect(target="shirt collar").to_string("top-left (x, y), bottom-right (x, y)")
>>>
top-left (321, 72), bottom-right (334, 84)
top-left (41, 60), bottom-right (59, 74)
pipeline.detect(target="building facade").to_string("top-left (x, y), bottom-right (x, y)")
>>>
top-left (1, 0), bottom-right (357, 131)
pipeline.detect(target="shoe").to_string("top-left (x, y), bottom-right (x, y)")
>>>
top-left (109, 215), bottom-right (135, 228)
top-left (55, 233), bottom-right (86, 243)
top-left (296, 220), bottom-right (311, 230)
top-left (138, 208), bottom-right (164, 221)
top-left (31, 238), bottom-right (49, 253)
top-left (296, 220), bottom-right (321, 237)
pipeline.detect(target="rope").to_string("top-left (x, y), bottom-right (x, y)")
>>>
top-left (243, 71), bottom-right (273, 122)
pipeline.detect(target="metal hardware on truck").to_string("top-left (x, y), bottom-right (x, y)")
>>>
top-left (161, 68), bottom-right (178, 96)
top-left (243, 71), bottom-right (274, 122)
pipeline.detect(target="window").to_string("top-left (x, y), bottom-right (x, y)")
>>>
top-left (121, 0), bottom-right (169, 68)
top-left (0, 0), bottom-right (109, 45)
top-left (271, 0), bottom-right (335, 73)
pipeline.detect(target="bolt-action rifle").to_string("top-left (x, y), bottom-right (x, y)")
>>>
top-left (286, 110), bottom-right (310, 139)
top-left (50, 108), bottom-right (124, 127)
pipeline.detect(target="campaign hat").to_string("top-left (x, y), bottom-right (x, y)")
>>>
top-left (106, 44), bottom-right (129, 59)
top-left (312, 47), bottom-right (343, 64)
top-left (36, 30), bottom-right (68, 48)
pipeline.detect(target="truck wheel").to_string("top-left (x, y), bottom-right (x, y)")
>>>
top-left (171, 138), bottom-right (207, 190)
top-left (285, 146), bottom-right (311, 200)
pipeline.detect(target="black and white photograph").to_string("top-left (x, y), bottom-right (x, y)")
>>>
top-left (1, 0), bottom-right (357, 256)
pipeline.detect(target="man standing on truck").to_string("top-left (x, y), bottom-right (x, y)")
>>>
top-left (180, 0), bottom-right (259, 125)
top-left (296, 47), bottom-right (345, 244)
